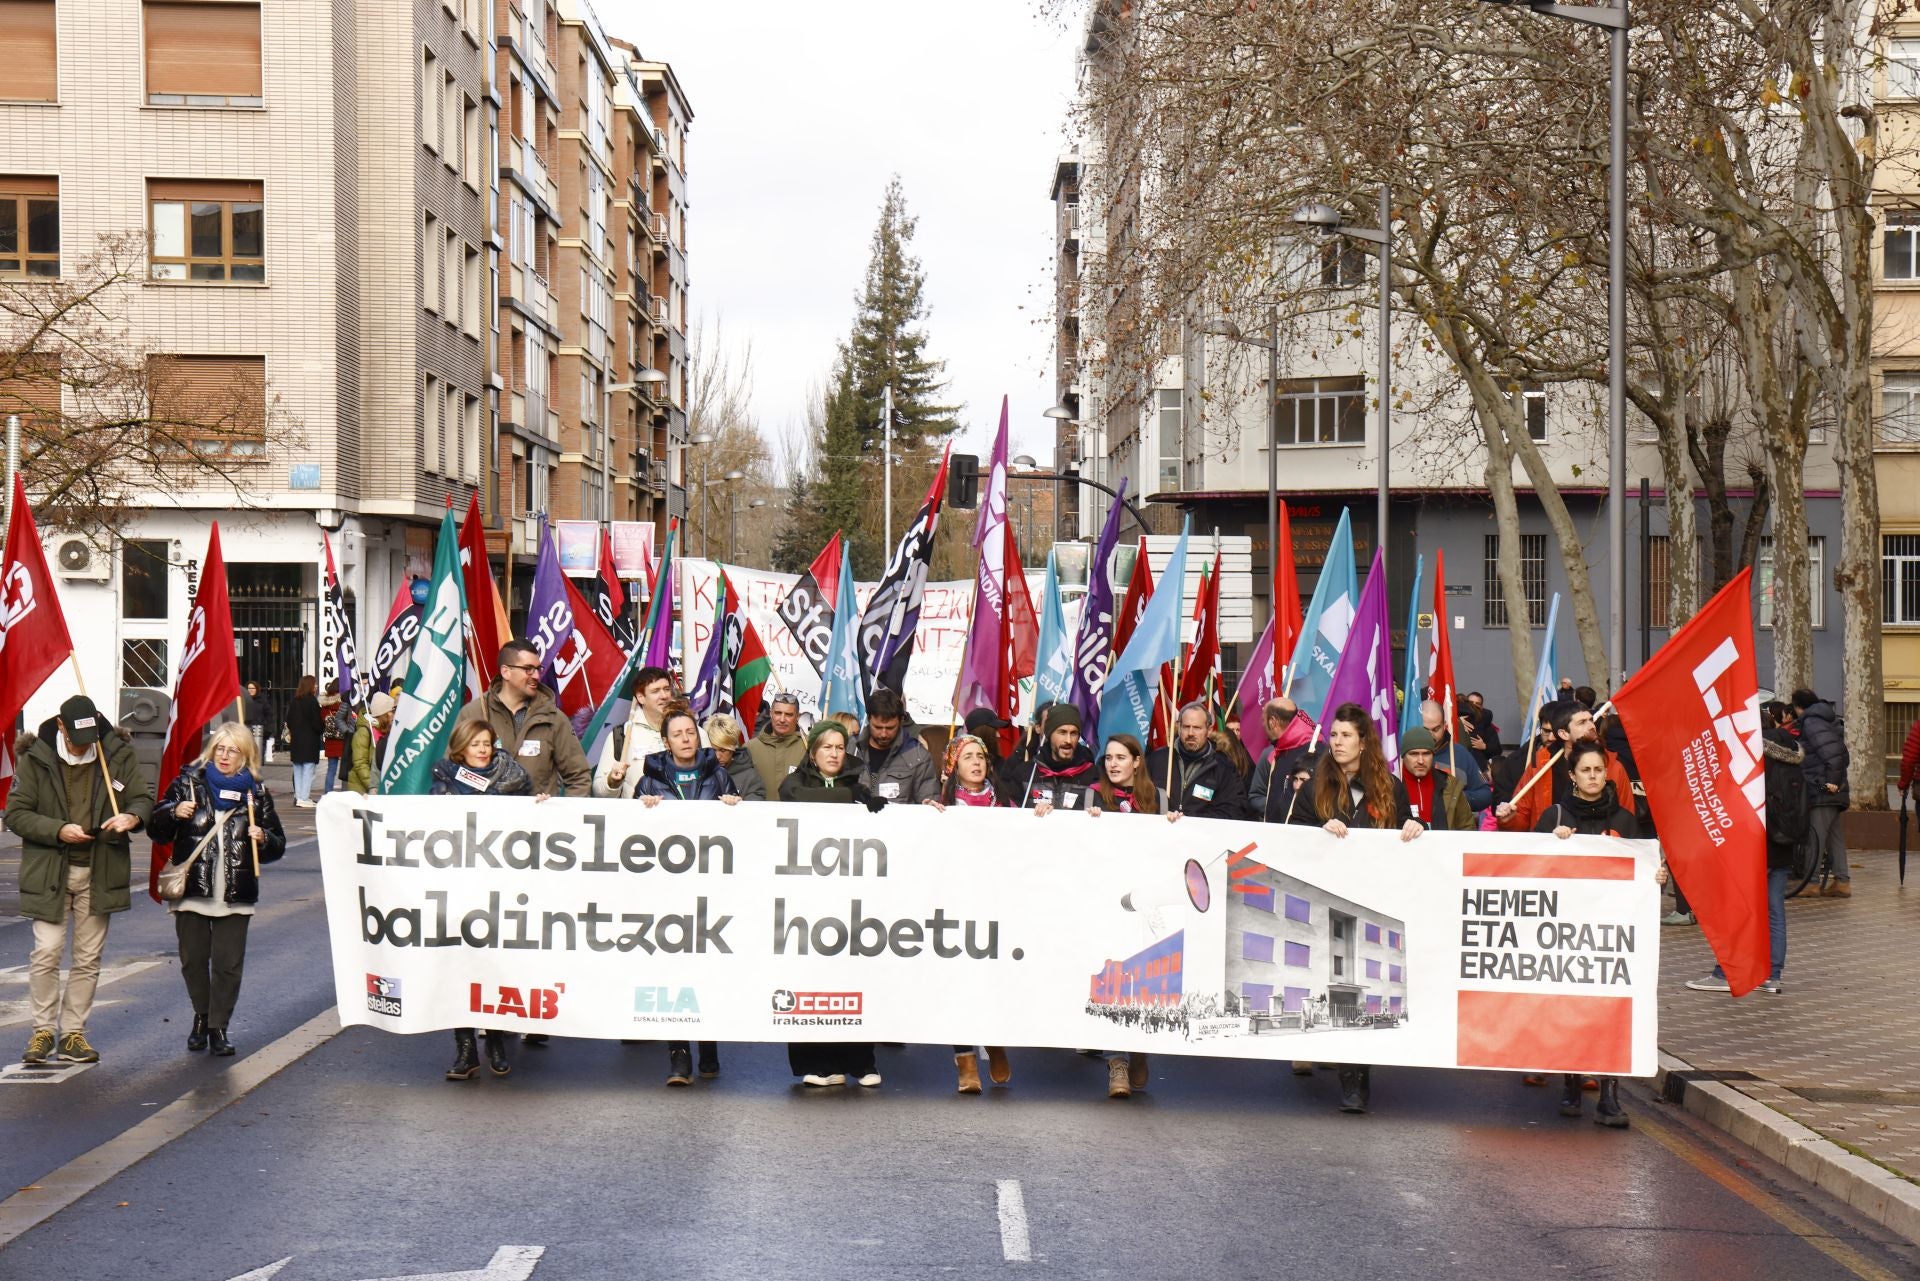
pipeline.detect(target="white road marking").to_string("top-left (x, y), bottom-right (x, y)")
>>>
top-left (222, 1247), bottom-right (544, 1281)
top-left (0, 959), bottom-right (164, 1028)
top-left (227, 1259), bottom-right (292, 1280)
top-left (996, 1179), bottom-right (1032, 1263)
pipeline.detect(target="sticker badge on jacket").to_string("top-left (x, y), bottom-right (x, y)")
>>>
top-left (518, 741), bottom-right (543, 757)
top-left (1193, 784), bottom-right (1215, 801)
top-left (455, 766), bottom-right (491, 791)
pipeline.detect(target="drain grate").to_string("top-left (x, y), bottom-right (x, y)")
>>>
top-left (1789, 1087), bottom-right (1920, 1106)
top-left (0, 1060), bottom-right (95, 1084)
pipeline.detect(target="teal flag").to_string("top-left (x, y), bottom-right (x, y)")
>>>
top-left (1099, 518), bottom-right (1191, 746)
top-left (1398, 553), bottom-right (1426, 740)
top-left (1521, 592), bottom-right (1562, 748)
top-left (1287, 508), bottom-right (1356, 716)
top-left (380, 511), bottom-right (468, 794)
top-left (821, 549), bottom-right (867, 720)
top-left (1033, 550), bottom-right (1074, 711)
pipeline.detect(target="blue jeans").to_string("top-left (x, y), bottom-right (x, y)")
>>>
top-left (292, 761), bottom-right (317, 803)
top-left (1713, 866), bottom-right (1788, 980)
top-left (324, 756), bottom-right (341, 793)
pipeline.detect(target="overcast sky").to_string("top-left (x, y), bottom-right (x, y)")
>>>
top-left (600, 0), bottom-right (1082, 471)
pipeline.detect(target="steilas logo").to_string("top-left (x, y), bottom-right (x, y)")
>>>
top-left (469, 982), bottom-right (564, 1021)
top-left (365, 974), bottom-right (402, 1017)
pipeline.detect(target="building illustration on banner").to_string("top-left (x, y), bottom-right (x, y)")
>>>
top-left (1087, 840), bottom-right (1409, 1035)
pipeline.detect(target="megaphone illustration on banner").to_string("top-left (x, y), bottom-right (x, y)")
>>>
top-left (1120, 858), bottom-right (1213, 917)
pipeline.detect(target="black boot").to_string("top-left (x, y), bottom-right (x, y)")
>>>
top-left (446, 1030), bottom-right (480, 1080)
top-left (186, 1014), bottom-right (209, 1052)
top-left (1595, 1077), bottom-right (1629, 1128)
top-left (697, 1041), bottom-right (721, 1079)
top-left (1559, 1074), bottom-right (1584, 1117)
top-left (207, 1028), bottom-right (235, 1057)
top-left (523, 1032), bottom-right (549, 1048)
top-left (1337, 1066), bottom-right (1369, 1113)
top-left (666, 1044), bottom-right (693, 1086)
top-left (485, 1031), bottom-right (511, 1077)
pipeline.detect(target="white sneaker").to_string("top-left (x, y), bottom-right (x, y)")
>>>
top-left (802, 1073), bottom-right (845, 1087)
top-left (1684, 973), bottom-right (1731, 992)
top-left (856, 1072), bottom-right (882, 1087)
top-left (1762, 978), bottom-right (1784, 994)
top-left (295, 799), bottom-right (316, 809)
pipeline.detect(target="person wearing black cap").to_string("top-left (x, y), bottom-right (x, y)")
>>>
top-left (7, 694), bottom-right (154, 1066)
top-left (963, 706), bottom-right (1012, 780)
top-left (1018, 704), bottom-right (1098, 811)
top-left (1146, 702), bottom-right (1251, 820)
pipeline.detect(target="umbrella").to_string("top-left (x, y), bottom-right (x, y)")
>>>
top-left (1901, 785), bottom-right (1911, 886)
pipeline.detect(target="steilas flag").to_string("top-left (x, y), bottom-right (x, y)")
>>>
top-left (147, 523), bottom-right (242, 898)
top-left (0, 476), bottom-right (75, 805)
top-left (1611, 569), bottom-right (1769, 997)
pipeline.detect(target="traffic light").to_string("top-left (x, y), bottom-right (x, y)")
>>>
top-left (948, 453), bottom-right (980, 509)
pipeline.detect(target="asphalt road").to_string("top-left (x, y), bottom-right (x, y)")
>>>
top-left (2, 822), bottom-right (1918, 1280)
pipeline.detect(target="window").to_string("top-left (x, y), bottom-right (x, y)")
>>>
top-left (1156, 388), bottom-right (1180, 494)
top-left (1884, 373), bottom-right (1920, 444)
top-left (1389, 963), bottom-right (1403, 982)
top-left (463, 244), bottom-right (481, 337)
top-left (1282, 940), bottom-right (1310, 968)
top-left (1241, 983), bottom-right (1274, 1014)
top-left (1283, 893), bottom-right (1311, 924)
top-left (445, 227), bottom-right (459, 326)
top-left (1886, 212), bottom-right (1920, 281)
top-left (122, 639), bottom-right (169, 689)
top-left (445, 383), bottom-right (460, 480)
top-left (1524, 386), bottom-right (1547, 441)
top-left (143, 1), bottom-right (262, 106)
top-left (1363, 922), bottom-right (1381, 944)
top-left (463, 394), bottom-right (480, 481)
top-left (1319, 238), bottom-right (1367, 288)
top-left (1238, 884), bottom-right (1274, 911)
top-left (1388, 930), bottom-right (1402, 950)
top-left (421, 48), bottom-right (438, 151)
top-left (0, 1), bottom-right (57, 102)
top-left (1276, 377), bottom-right (1365, 446)
top-left (1756, 535), bottom-right (1825, 629)
top-left (1891, 38), bottom-right (1920, 99)
top-left (1365, 959), bottom-right (1381, 979)
top-left (149, 180), bottom-right (263, 281)
top-left (1484, 532), bottom-right (1550, 627)
top-left (1648, 535), bottom-right (1674, 629)
top-left (1885, 535), bottom-right (1920, 626)
top-left (0, 355), bottom-right (60, 431)
top-left (462, 95), bottom-right (479, 189)
top-left (122, 539), bottom-right (170, 619)
top-left (423, 212), bottom-right (440, 312)
top-left (423, 375), bottom-right (441, 473)
top-left (0, 176), bottom-right (58, 277)
top-left (146, 354), bottom-right (266, 456)
top-left (1241, 933), bottom-right (1275, 964)
top-left (445, 73), bottom-right (460, 170)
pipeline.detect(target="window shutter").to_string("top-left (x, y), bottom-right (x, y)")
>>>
top-left (148, 355), bottom-right (266, 442)
top-left (0, 355), bottom-right (61, 429)
top-left (148, 178), bottom-right (263, 203)
top-left (143, 1), bottom-right (262, 99)
top-left (0, 1), bottom-right (57, 102)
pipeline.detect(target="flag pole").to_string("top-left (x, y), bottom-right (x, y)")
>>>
top-left (1165, 639), bottom-right (1184, 807)
top-left (66, 655), bottom-right (121, 818)
top-left (246, 789), bottom-right (261, 878)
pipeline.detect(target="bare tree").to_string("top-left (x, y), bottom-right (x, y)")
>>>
top-left (1, 232), bottom-right (299, 536)
top-left (685, 315), bottom-right (775, 567)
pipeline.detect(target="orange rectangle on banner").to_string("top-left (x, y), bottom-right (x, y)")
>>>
top-left (1462, 853), bottom-right (1636, 881)
top-left (1456, 991), bottom-right (1632, 1073)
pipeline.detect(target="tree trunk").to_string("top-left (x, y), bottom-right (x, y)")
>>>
top-left (1653, 404), bottom-right (1700, 630)
top-left (1765, 454), bottom-right (1814, 697)
top-left (1504, 421), bottom-right (1614, 696)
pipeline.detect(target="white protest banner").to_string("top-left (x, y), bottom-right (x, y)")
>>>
top-left (319, 796), bottom-right (1659, 1075)
top-left (678, 559), bottom-right (1058, 728)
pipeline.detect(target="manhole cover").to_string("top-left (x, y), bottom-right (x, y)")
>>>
top-left (0, 1060), bottom-right (95, 1084)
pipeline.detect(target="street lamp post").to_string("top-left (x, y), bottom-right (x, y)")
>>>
top-left (731, 493), bottom-right (767, 565)
top-left (1295, 189), bottom-right (1392, 573)
top-left (1479, 0), bottom-right (1629, 690)
top-left (686, 432), bottom-right (716, 555)
top-left (718, 469), bottom-right (744, 563)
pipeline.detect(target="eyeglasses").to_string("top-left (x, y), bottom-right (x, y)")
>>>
top-left (503, 663), bottom-right (541, 674)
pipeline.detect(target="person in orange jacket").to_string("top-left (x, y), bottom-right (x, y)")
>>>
top-left (1494, 700), bottom-right (1633, 835)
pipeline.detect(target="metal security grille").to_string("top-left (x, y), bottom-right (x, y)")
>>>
top-left (1483, 533), bottom-right (1548, 628)
top-left (1885, 534), bottom-right (1920, 626)
top-left (230, 591), bottom-right (319, 720)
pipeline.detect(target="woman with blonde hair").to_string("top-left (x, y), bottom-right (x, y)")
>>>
top-left (702, 713), bottom-right (766, 800)
top-left (149, 721), bottom-right (286, 1057)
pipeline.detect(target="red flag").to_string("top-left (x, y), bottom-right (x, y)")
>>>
top-left (1179, 553), bottom-right (1222, 710)
top-left (1427, 546), bottom-right (1458, 734)
top-left (1113, 536), bottom-right (1154, 656)
top-left (550, 574), bottom-right (631, 720)
top-left (1611, 570), bottom-right (1769, 996)
top-left (0, 476), bottom-right (75, 804)
top-left (1273, 502), bottom-right (1302, 687)
top-left (777, 532), bottom-right (844, 679)
top-left (459, 494), bottom-right (507, 699)
top-left (147, 523), bottom-right (243, 898)
top-left (595, 525), bottom-right (637, 654)
top-left (1001, 522), bottom-right (1038, 740)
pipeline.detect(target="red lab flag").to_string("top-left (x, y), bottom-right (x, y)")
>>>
top-left (1272, 502), bottom-right (1302, 687)
top-left (1179, 553), bottom-right (1222, 712)
top-left (148, 523), bottom-right (243, 899)
top-left (1427, 547), bottom-right (1458, 722)
top-left (1113, 537), bottom-right (1154, 656)
top-left (459, 493), bottom-right (509, 699)
top-left (0, 476), bottom-right (75, 804)
top-left (1611, 569), bottom-right (1769, 996)
top-left (551, 575), bottom-right (631, 720)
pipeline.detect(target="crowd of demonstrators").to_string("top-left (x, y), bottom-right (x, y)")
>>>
top-left (150, 722), bottom-right (286, 1059)
top-left (1494, 701), bottom-right (1633, 836)
top-left (857, 687), bottom-right (939, 805)
top-left (1016, 704), bottom-right (1100, 812)
top-left (1147, 703), bottom-right (1251, 820)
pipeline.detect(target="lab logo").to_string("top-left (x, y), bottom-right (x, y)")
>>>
top-left (469, 982), bottom-right (563, 1021)
top-left (365, 973), bottom-right (403, 1017)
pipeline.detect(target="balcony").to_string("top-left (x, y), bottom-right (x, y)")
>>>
top-left (650, 296), bottom-right (667, 324)
top-left (1062, 203), bottom-right (1080, 250)
top-left (650, 211), bottom-right (667, 243)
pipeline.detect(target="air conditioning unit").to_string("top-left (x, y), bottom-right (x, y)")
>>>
top-left (55, 536), bottom-right (111, 582)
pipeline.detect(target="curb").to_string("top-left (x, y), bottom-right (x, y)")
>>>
top-left (1655, 1049), bottom-right (1920, 1245)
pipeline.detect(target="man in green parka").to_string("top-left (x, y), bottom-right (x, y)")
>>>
top-left (5, 695), bottom-right (155, 1065)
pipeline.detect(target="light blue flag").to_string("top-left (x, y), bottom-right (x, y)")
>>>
top-left (1521, 592), bottom-right (1562, 748)
top-left (821, 549), bottom-right (867, 720)
top-left (1287, 508), bottom-right (1357, 717)
top-left (1033, 550), bottom-right (1074, 711)
top-left (1099, 518), bottom-right (1191, 746)
top-left (1398, 553), bottom-right (1426, 741)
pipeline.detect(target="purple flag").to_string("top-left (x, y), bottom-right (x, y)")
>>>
top-left (1232, 613), bottom-right (1277, 758)
top-left (643, 544), bottom-right (675, 670)
top-left (1319, 548), bottom-right (1400, 771)
top-left (953, 397), bottom-right (1011, 716)
top-left (1064, 476), bottom-right (1128, 726)
top-left (524, 522), bottom-right (576, 683)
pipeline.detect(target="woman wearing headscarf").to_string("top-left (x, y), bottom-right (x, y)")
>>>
top-left (431, 718), bottom-right (535, 1080)
top-left (1287, 702), bottom-right (1424, 1114)
top-left (149, 722), bottom-right (287, 1057)
top-left (779, 720), bottom-right (885, 1087)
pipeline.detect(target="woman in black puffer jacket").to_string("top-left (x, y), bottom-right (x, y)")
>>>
top-left (431, 720), bottom-right (534, 1082)
top-left (149, 722), bottom-right (287, 1058)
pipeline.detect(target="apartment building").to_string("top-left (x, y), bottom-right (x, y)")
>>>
top-left (630, 51), bottom-right (693, 528)
top-left (1055, 12), bottom-right (1848, 716)
top-left (1875, 33), bottom-right (1920, 768)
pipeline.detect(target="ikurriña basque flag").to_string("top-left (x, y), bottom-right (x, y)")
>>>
top-left (380, 511), bottom-right (468, 795)
top-left (1100, 518), bottom-right (1190, 746)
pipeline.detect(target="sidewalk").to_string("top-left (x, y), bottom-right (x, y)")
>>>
top-left (1658, 847), bottom-right (1920, 1241)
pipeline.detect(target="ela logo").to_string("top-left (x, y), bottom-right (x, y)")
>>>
top-left (365, 974), bottom-right (402, 1017)
top-left (469, 982), bottom-right (564, 1020)
top-left (634, 986), bottom-right (700, 1014)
